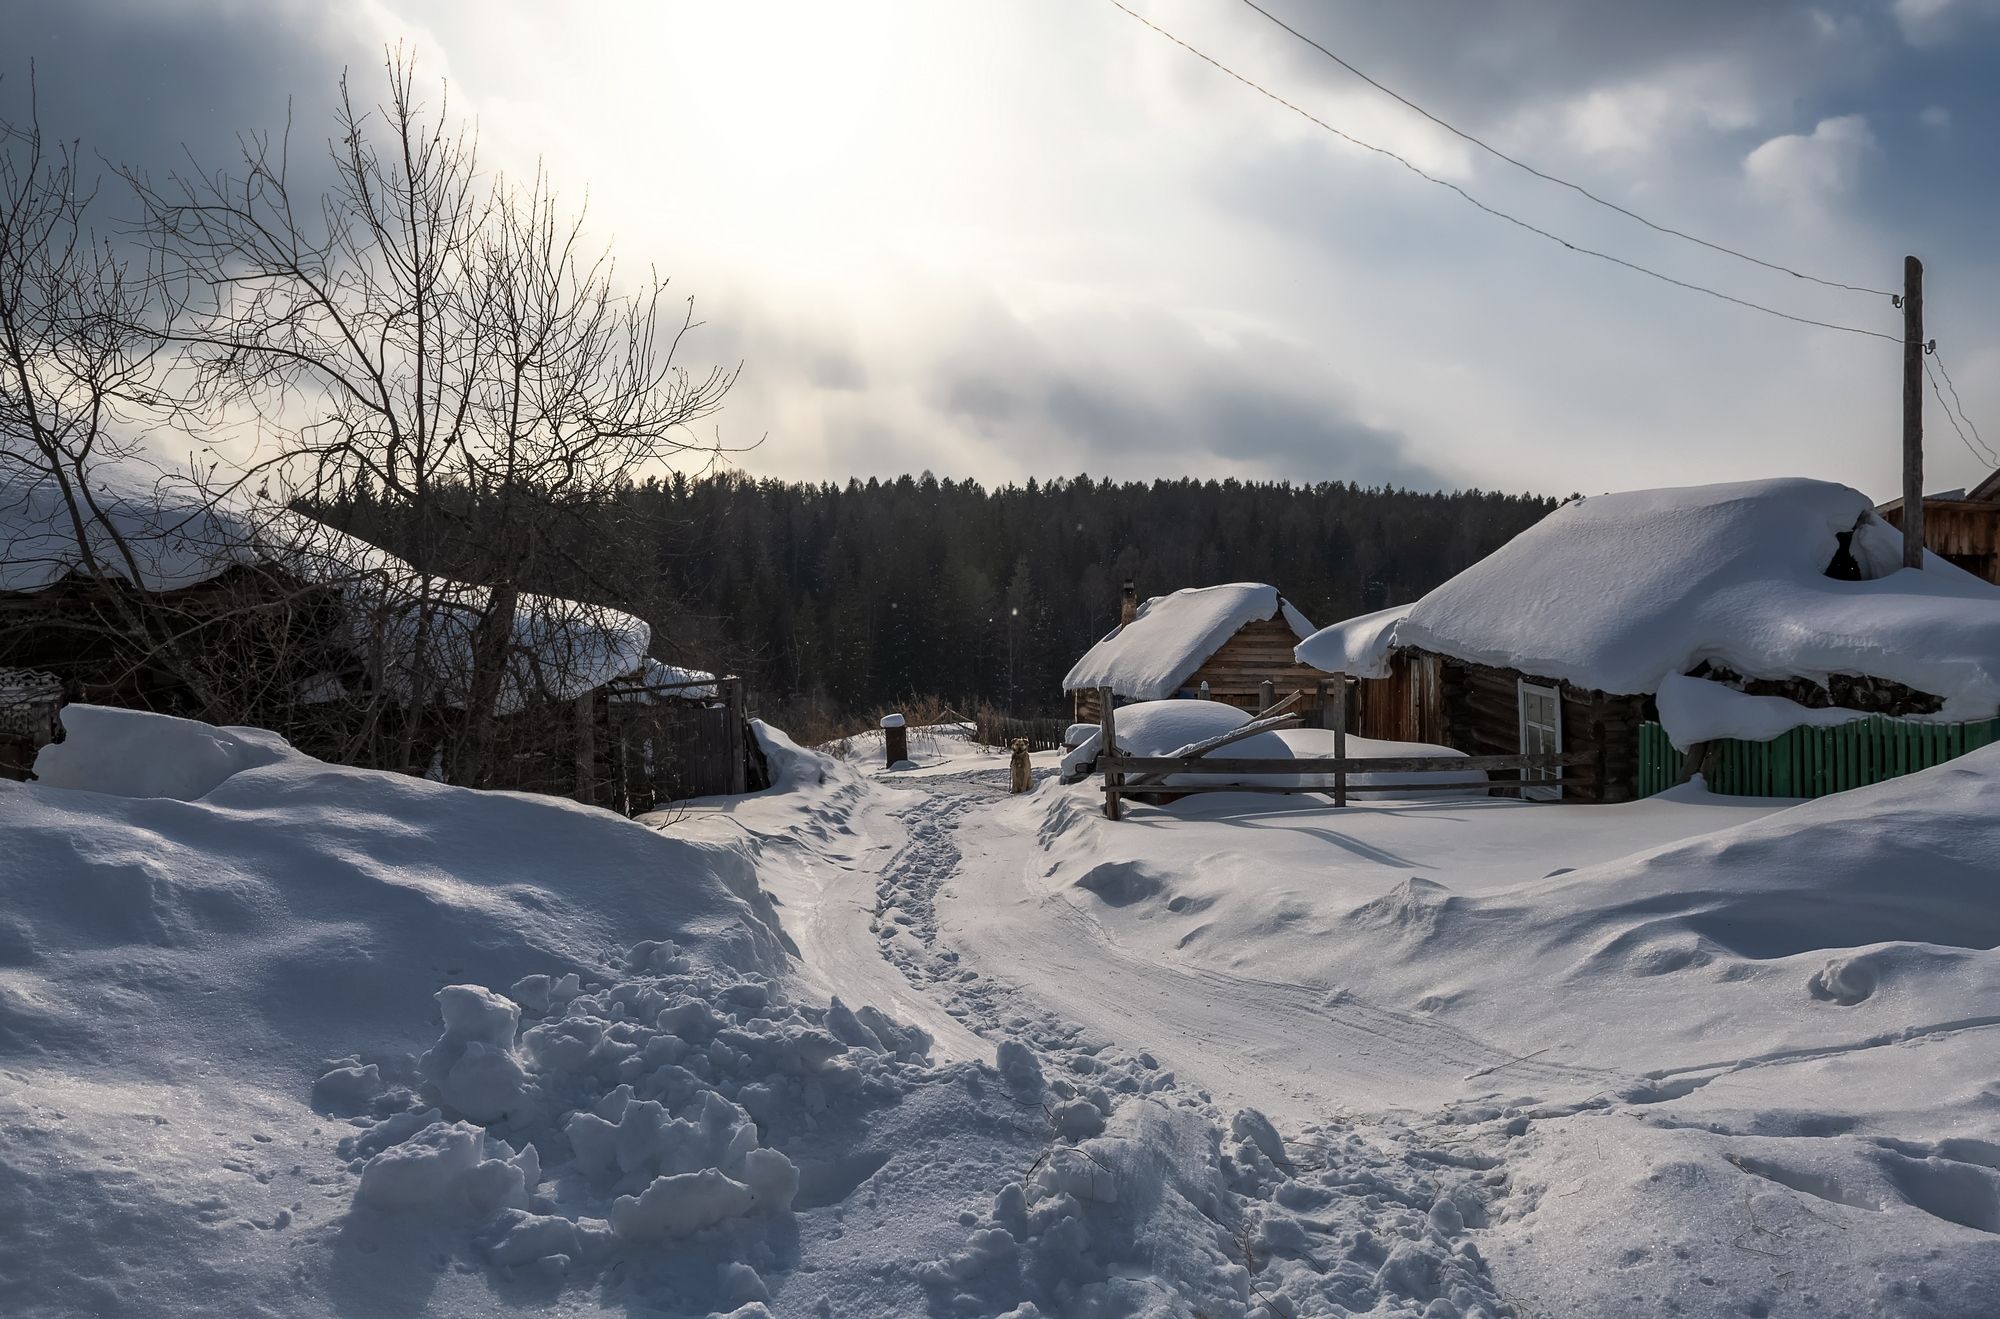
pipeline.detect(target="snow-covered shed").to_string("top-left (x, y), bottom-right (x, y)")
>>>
top-left (1296, 479), bottom-right (2000, 802)
top-left (1062, 581), bottom-right (1328, 723)
top-left (1878, 464), bottom-right (2000, 585)
top-left (0, 466), bottom-right (758, 806)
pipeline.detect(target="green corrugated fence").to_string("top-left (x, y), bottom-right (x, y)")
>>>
top-left (1638, 716), bottom-right (2000, 799)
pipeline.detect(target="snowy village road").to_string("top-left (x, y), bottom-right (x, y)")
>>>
top-left (855, 768), bottom-right (1613, 1131)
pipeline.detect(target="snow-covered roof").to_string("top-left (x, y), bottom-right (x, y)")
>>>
top-left (1062, 583), bottom-right (1315, 701)
top-left (1294, 478), bottom-right (2000, 741)
top-left (2, 466), bottom-right (651, 713)
top-left (607, 659), bottom-right (719, 704)
top-left (1292, 603), bottom-right (1411, 680)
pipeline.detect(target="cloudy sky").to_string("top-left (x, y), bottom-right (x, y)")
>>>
top-left (7, 0), bottom-right (1999, 498)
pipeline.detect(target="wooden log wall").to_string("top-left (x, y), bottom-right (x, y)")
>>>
top-left (1185, 618), bottom-right (1332, 713)
top-left (1351, 651), bottom-right (1446, 745)
top-left (1883, 500), bottom-right (2000, 583)
top-left (1431, 650), bottom-right (1644, 803)
top-left (1069, 613), bottom-right (1331, 724)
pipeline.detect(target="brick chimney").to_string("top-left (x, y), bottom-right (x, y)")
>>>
top-left (1120, 579), bottom-right (1138, 626)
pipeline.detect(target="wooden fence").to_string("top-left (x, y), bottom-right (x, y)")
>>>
top-left (1638, 716), bottom-right (2000, 799)
top-left (1089, 685), bottom-right (1593, 820)
top-left (973, 711), bottom-right (1071, 753)
top-left (604, 676), bottom-right (755, 814)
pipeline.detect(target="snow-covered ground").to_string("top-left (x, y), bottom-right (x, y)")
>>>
top-left (8, 710), bottom-right (1999, 1316)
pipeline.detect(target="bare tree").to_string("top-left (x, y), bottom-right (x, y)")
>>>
top-left (135, 52), bottom-right (736, 783)
top-left (0, 77), bottom-right (281, 722)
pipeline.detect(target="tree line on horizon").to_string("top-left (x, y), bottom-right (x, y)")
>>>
top-left (313, 472), bottom-right (1560, 723)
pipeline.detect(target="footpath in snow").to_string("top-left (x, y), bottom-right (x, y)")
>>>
top-left (883, 729), bottom-right (2000, 1319)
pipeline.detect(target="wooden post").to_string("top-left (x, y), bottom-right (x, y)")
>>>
top-left (616, 726), bottom-right (631, 816)
top-left (573, 691), bottom-right (597, 806)
top-left (1099, 686), bottom-right (1121, 820)
top-left (882, 712), bottom-right (908, 768)
top-left (1332, 672), bottom-right (1348, 808)
top-left (1903, 254), bottom-right (1926, 570)
top-left (727, 679), bottom-right (749, 795)
top-left (1258, 679), bottom-right (1275, 713)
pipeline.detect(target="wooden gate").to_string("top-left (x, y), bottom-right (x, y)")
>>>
top-left (605, 676), bottom-right (754, 814)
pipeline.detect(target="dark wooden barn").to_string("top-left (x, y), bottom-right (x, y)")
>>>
top-left (1879, 466), bottom-right (2000, 584)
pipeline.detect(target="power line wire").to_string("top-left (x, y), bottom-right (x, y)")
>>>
top-left (1926, 359), bottom-right (1995, 467)
top-left (1104, 0), bottom-right (1901, 343)
top-left (1236, 0), bottom-right (1896, 299)
top-left (1929, 345), bottom-right (1996, 465)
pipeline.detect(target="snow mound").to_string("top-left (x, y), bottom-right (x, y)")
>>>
top-left (32, 704), bottom-right (291, 800)
top-left (1318, 742), bottom-right (2000, 1068)
top-left (1653, 670), bottom-right (1881, 746)
top-left (1063, 583), bottom-right (1314, 702)
top-left (752, 719), bottom-right (843, 793)
top-left (1062, 701), bottom-right (1482, 795)
top-left (1296, 479), bottom-right (2000, 742)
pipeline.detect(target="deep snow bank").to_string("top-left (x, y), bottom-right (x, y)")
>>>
top-left (0, 706), bottom-right (793, 1316)
top-left (9, 705), bottom-right (1505, 1318)
top-left (1025, 727), bottom-right (2000, 1316)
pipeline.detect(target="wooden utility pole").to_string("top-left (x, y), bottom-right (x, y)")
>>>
top-left (1099, 687), bottom-right (1121, 821)
top-left (1331, 673), bottom-right (1348, 809)
top-left (1902, 255), bottom-right (1926, 569)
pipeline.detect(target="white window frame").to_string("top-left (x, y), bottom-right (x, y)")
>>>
top-left (1517, 680), bottom-right (1564, 802)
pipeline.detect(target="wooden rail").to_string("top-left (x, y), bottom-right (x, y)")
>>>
top-left (1097, 751), bottom-right (1599, 777)
top-left (1097, 754), bottom-right (1595, 816)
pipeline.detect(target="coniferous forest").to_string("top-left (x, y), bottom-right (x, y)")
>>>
top-left (315, 474), bottom-right (1558, 723)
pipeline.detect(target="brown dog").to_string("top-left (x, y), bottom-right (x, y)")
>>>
top-left (1009, 737), bottom-right (1032, 794)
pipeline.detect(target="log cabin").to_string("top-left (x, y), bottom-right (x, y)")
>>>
top-left (1063, 581), bottom-right (1333, 724)
top-left (1297, 479), bottom-right (2000, 803)
top-left (1877, 465), bottom-right (2000, 584)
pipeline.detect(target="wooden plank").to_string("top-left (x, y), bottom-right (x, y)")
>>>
top-left (1102, 781), bottom-right (1574, 799)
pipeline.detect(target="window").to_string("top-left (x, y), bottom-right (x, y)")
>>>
top-left (1518, 681), bottom-right (1563, 801)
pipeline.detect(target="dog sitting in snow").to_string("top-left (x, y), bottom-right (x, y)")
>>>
top-left (1010, 738), bottom-right (1032, 794)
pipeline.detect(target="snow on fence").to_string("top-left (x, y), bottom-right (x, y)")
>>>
top-left (1638, 716), bottom-right (2000, 799)
top-left (1090, 685), bottom-right (1595, 820)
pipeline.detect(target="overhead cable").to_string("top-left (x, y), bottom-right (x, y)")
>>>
top-left (1236, 0), bottom-right (1896, 298)
top-left (1104, 0), bottom-right (1900, 343)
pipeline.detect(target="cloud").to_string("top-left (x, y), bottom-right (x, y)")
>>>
top-left (1893, 0), bottom-right (2000, 46)
top-left (1743, 115), bottom-right (1877, 208)
top-left (7, 0), bottom-right (2000, 502)
top-left (1921, 104), bottom-right (1954, 131)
